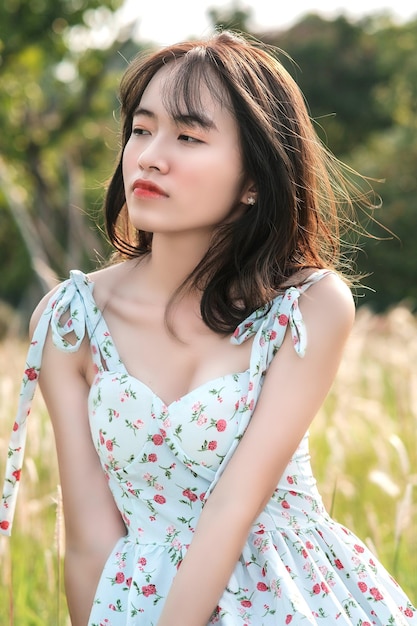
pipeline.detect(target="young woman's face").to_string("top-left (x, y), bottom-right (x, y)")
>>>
top-left (122, 63), bottom-right (251, 237)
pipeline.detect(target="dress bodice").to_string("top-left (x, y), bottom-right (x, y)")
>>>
top-left (1, 268), bottom-right (324, 536)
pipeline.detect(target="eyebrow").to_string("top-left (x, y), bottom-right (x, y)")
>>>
top-left (133, 107), bottom-right (218, 131)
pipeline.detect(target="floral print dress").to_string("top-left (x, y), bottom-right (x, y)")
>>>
top-left (1, 269), bottom-right (416, 625)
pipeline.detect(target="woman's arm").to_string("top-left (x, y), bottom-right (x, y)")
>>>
top-left (156, 274), bottom-right (355, 626)
top-left (31, 299), bottom-right (126, 626)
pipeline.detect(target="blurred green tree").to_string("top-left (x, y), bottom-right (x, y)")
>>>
top-left (347, 18), bottom-right (417, 310)
top-left (0, 0), bottom-right (149, 317)
top-left (258, 13), bottom-right (417, 310)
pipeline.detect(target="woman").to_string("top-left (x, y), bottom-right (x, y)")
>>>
top-left (2, 31), bottom-right (416, 625)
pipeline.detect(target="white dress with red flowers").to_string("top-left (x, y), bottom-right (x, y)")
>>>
top-left (1, 269), bottom-right (416, 625)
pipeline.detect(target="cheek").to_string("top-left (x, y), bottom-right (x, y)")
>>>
top-left (193, 150), bottom-right (243, 193)
top-left (122, 141), bottom-right (136, 172)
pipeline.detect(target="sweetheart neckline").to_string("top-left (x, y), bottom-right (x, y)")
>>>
top-left (92, 368), bottom-right (251, 410)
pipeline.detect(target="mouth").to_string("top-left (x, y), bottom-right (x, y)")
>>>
top-left (132, 179), bottom-right (168, 199)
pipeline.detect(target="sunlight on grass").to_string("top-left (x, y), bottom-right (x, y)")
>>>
top-left (0, 305), bottom-right (416, 624)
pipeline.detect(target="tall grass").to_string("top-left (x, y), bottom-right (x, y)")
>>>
top-left (310, 305), bottom-right (417, 598)
top-left (0, 305), bottom-right (416, 624)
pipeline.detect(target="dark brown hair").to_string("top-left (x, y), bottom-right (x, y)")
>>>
top-left (105, 31), bottom-right (369, 333)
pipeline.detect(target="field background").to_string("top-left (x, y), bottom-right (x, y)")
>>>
top-left (0, 304), bottom-right (416, 625)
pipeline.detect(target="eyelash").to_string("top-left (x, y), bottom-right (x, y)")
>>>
top-left (178, 134), bottom-right (202, 144)
top-left (131, 128), bottom-right (203, 144)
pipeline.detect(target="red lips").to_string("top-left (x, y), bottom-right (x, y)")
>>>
top-left (132, 179), bottom-right (168, 199)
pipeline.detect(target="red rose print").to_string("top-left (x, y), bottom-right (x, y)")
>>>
top-left (148, 453), bottom-right (157, 462)
top-left (269, 330), bottom-right (277, 340)
top-left (354, 543), bottom-right (365, 553)
top-left (152, 434), bottom-right (164, 446)
top-left (13, 422), bottom-right (19, 432)
top-left (281, 500), bottom-right (290, 509)
top-left (286, 476), bottom-right (294, 484)
top-left (358, 582), bottom-right (368, 593)
top-left (301, 549), bottom-right (308, 559)
top-left (321, 582), bottom-right (329, 594)
top-left (24, 367), bottom-right (38, 381)
top-left (183, 489), bottom-right (198, 501)
top-left (241, 600), bottom-right (252, 608)
top-left (257, 582), bottom-right (268, 591)
top-left (159, 429), bottom-right (166, 438)
top-left (278, 314), bottom-right (288, 326)
top-left (208, 440), bottom-right (217, 450)
top-left (312, 583), bottom-right (320, 595)
top-left (106, 440), bottom-right (113, 451)
top-left (126, 577), bottom-right (132, 587)
top-left (334, 559), bottom-right (344, 569)
top-left (370, 587), bottom-right (384, 601)
top-left (138, 557), bottom-right (147, 566)
top-left (405, 608), bottom-right (414, 617)
top-left (305, 541), bottom-right (314, 550)
top-left (199, 492), bottom-right (206, 501)
top-left (216, 419), bottom-right (227, 432)
top-left (115, 571), bottom-right (125, 584)
top-left (142, 584), bottom-right (156, 597)
top-left (99, 431), bottom-right (105, 445)
top-left (12, 469), bottom-right (21, 481)
top-left (0, 520), bottom-right (10, 531)
top-left (285, 616), bottom-right (293, 624)
top-left (154, 494), bottom-right (166, 504)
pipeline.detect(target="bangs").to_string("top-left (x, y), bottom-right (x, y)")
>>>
top-left (160, 49), bottom-right (233, 122)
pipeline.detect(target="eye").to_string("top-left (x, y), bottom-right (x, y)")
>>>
top-left (178, 134), bottom-right (203, 144)
top-left (132, 127), bottom-right (150, 136)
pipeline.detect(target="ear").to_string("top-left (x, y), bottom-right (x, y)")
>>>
top-left (239, 181), bottom-right (257, 207)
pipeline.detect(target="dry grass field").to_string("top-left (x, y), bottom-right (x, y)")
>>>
top-left (0, 304), bottom-right (416, 625)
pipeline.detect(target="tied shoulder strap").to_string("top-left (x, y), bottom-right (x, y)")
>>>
top-left (0, 270), bottom-right (95, 536)
top-left (203, 269), bottom-right (333, 504)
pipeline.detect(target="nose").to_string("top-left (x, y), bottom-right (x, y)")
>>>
top-left (137, 136), bottom-right (169, 173)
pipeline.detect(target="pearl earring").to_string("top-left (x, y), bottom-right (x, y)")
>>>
top-left (247, 196), bottom-right (256, 206)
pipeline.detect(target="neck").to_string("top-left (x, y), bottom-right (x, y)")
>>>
top-left (140, 231), bottom-right (212, 301)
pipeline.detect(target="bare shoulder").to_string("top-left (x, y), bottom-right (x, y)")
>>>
top-left (300, 272), bottom-right (355, 343)
top-left (86, 260), bottom-right (137, 308)
top-left (87, 260), bottom-right (127, 285)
